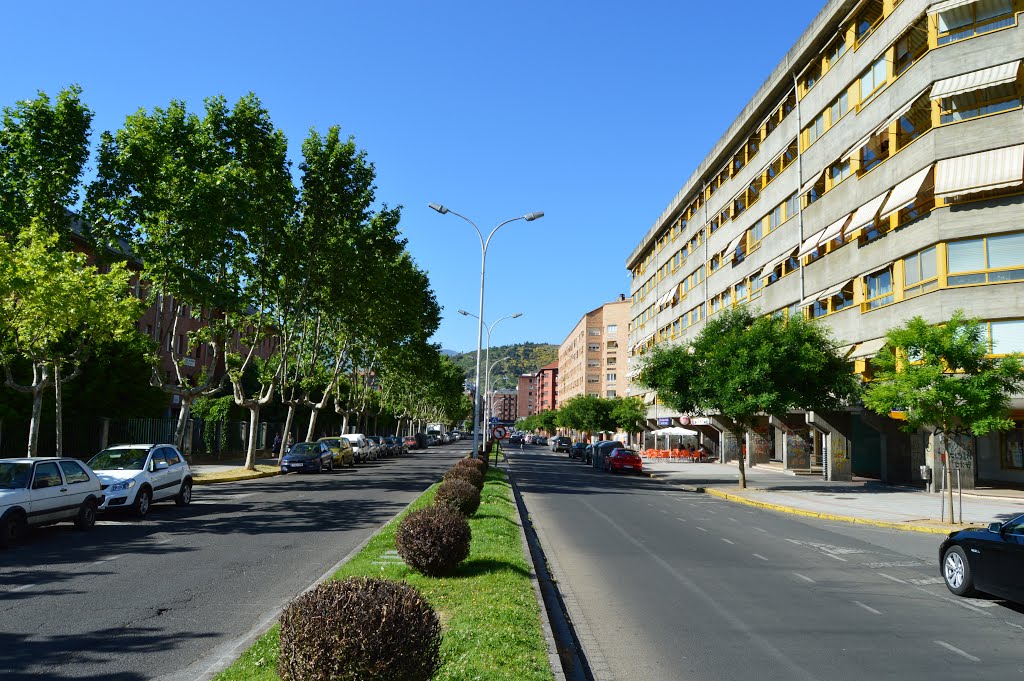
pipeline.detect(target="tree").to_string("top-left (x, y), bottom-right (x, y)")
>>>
top-left (555, 396), bottom-right (615, 438)
top-left (610, 396), bottom-right (647, 442)
top-left (638, 307), bottom-right (859, 488)
top-left (863, 311), bottom-right (1024, 521)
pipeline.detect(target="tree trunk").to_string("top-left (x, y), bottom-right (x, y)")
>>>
top-left (244, 405), bottom-right (261, 471)
top-left (27, 363), bottom-right (50, 458)
top-left (734, 428), bottom-right (747, 489)
top-left (174, 394), bottom-right (193, 451)
top-left (54, 363), bottom-right (63, 458)
top-left (281, 404), bottom-right (297, 463)
top-left (341, 412), bottom-right (350, 435)
top-left (305, 406), bottom-right (320, 443)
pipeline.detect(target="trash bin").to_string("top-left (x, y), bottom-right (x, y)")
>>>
top-left (919, 465), bottom-right (931, 481)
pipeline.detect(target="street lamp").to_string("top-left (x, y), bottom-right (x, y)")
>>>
top-left (458, 310), bottom-right (523, 432)
top-left (429, 203), bottom-right (543, 458)
top-left (486, 356), bottom-right (512, 431)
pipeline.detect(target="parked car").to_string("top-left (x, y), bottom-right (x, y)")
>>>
top-left (427, 434), bottom-right (439, 447)
top-left (403, 435), bottom-right (418, 451)
top-left (366, 436), bottom-right (387, 458)
top-left (389, 436), bottom-right (409, 455)
top-left (570, 442), bottom-right (586, 460)
top-left (536, 436), bottom-right (548, 446)
top-left (0, 458), bottom-right (104, 546)
top-left (584, 441), bottom-right (623, 468)
top-left (281, 441), bottom-right (336, 473)
top-left (552, 436), bottom-right (571, 453)
top-left (317, 437), bottom-right (355, 467)
top-left (940, 513), bottom-right (1024, 604)
top-left (343, 434), bottom-right (372, 462)
top-left (604, 448), bottom-right (643, 474)
top-left (88, 444), bottom-right (192, 518)
top-left (509, 434), bottom-right (524, 446)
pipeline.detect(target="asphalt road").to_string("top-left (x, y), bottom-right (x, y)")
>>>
top-left (0, 441), bottom-right (468, 681)
top-left (508, 446), bottom-right (1024, 681)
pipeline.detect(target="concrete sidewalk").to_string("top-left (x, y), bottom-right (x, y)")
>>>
top-left (643, 460), bottom-right (1024, 533)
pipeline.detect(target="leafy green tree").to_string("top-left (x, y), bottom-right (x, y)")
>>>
top-left (638, 307), bottom-right (858, 488)
top-left (863, 311), bottom-right (1024, 520)
top-left (555, 396), bottom-right (616, 438)
top-left (610, 396), bottom-right (647, 438)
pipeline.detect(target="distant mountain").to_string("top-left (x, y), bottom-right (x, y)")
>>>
top-left (440, 348), bottom-right (460, 357)
top-left (449, 342), bottom-right (559, 391)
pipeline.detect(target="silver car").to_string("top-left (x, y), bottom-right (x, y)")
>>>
top-left (0, 458), bottom-right (104, 547)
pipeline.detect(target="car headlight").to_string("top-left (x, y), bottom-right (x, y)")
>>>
top-left (110, 479), bottom-right (137, 492)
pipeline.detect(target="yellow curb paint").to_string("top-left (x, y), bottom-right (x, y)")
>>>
top-left (193, 471), bottom-right (280, 486)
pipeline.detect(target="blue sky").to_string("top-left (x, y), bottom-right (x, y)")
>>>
top-left (4, 0), bottom-right (826, 353)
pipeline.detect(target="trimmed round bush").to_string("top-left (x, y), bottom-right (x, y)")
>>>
top-left (277, 577), bottom-right (441, 681)
top-left (456, 456), bottom-right (488, 475)
top-left (395, 505), bottom-right (471, 576)
top-left (434, 478), bottom-right (481, 516)
top-left (443, 465), bottom-right (483, 490)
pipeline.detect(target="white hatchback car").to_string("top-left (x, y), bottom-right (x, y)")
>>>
top-left (0, 458), bottom-right (105, 547)
top-left (87, 444), bottom-right (193, 518)
top-left (342, 434), bottom-right (374, 463)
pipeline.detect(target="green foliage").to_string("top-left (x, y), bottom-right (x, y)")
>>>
top-left (863, 311), bottom-right (1024, 437)
top-left (638, 307), bottom-right (859, 432)
top-left (395, 505), bottom-right (472, 577)
top-left (610, 396), bottom-right (647, 431)
top-left (449, 343), bottom-right (558, 391)
top-left (192, 395), bottom-right (236, 452)
top-left (434, 478), bottom-right (482, 517)
top-left (555, 395), bottom-right (616, 434)
top-left (276, 577), bottom-right (441, 681)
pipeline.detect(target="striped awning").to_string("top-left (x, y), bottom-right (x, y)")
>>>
top-left (935, 145), bottom-right (1024, 199)
top-left (849, 337), bottom-right (888, 359)
top-left (758, 246), bottom-right (799, 279)
top-left (801, 169), bottom-right (825, 193)
top-left (816, 214), bottom-right (851, 246)
top-left (797, 228), bottom-right (826, 258)
top-left (881, 90), bottom-right (928, 129)
top-left (655, 286), bottom-right (678, 309)
top-left (927, 0), bottom-right (977, 13)
top-left (880, 166), bottom-right (933, 220)
top-left (724, 232), bottom-right (745, 260)
top-left (931, 61), bottom-right (1021, 100)
top-left (801, 280), bottom-right (849, 306)
top-left (847, 192), bottom-right (891, 234)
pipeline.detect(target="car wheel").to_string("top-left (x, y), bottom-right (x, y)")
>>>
top-left (0, 512), bottom-right (23, 548)
top-left (133, 488), bottom-right (152, 519)
top-left (943, 546), bottom-right (975, 596)
top-left (175, 480), bottom-right (193, 507)
top-left (74, 499), bottom-right (97, 531)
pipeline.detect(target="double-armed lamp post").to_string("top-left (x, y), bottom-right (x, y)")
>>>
top-left (458, 310), bottom-right (523, 432)
top-left (428, 204), bottom-right (543, 458)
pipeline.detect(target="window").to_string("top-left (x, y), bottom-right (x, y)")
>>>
top-left (948, 233), bottom-right (1024, 286)
top-left (58, 461), bottom-right (90, 484)
top-left (855, 0), bottom-right (884, 46)
top-left (1001, 421), bottom-right (1024, 469)
top-left (825, 32), bottom-right (849, 68)
top-left (829, 158), bottom-right (852, 186)
top-left (606, 390), bottom-right (617, 398)
top-left (607, 357), bottom-right (617, 366)
top-left (606, 324), bottom-right (618, 335)
top-left (903, 246), bottom-right (938, 298)
top-left (940, 82), bottom-right (1021, 124)
top-left (588, 327), bottom-right (601, 336)
top-left (588, 343), bottom-right (600, 352)
top-left (864, 268), bottom-right (894, 309)
top-left (894, 18), bottom-right (928, 76)
top-left (895, 94), bottom-right (933, 151)
top-left (606, 373), bottom-right (617, 382)
top-left (830, 91), bottom-right (849, 126)
top-left (989, 320), bottom-right (1024, 354)
top-left (32, 462), bottom-right (62, 489)
top-left (801, 61), bottom-right (822, 95)
top-left (859, 56), bottom-right (887, 104)
top-left (937, 0), bottom-right (1015, 45)
top-left (859, 129), bottom-right (890, 175)
top-left (806, 112), bottom-right (825, 146)
top-left (769, 204), bottom-right (783, 231)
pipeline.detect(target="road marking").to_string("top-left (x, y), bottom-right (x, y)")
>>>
top-left (752, 553), bottom-right (768, 561)
top-left (784, 538), bottom-right (802, 545)
top-left (727, 517), bottom-right (739, 523)
top-left (865, 560), bottom-right (927, 569)
top-left (934, 640), bottom-right (981, 662)
top-left (676, 517), bottom-right (687, 523)
top-left (753, 527), bottom-right (768, 533)
top-left (936, 594), bottom-right (993, 616)
top-left (908, 577), bottom-right (945, 586)
top-left (824, 553), bottom-right (848, 562)
top-left (793, 573), bottom-right (815, 583)
top-left (696, 526), bottom-right (708, 532)
top-left (853, 600), bottom-right (882, 615)
top-left (706, 509), bottom-right (717, 514)
top-left (11, 584), bottom-right (33, 592)
top-left (877, 573), bottom-right (907, 584)
top-left (1007, 622), bottom-right (1024, 630)
top-left (722, 538), bottom-right (735, 545)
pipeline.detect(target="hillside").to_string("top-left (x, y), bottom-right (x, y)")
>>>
top-left (450, 342), bottom-right (559, 391)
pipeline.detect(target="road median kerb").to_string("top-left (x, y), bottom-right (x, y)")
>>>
top-left (193, 470), bottom-right (281, 486)
top-left (645, 471), bottom-right (971, 536)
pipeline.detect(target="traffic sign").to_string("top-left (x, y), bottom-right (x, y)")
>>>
top-left (491, 426), bottom-right (509, 439)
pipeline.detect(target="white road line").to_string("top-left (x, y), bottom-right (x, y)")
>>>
top-left (824, 553), bottom-right (848, 562)
top-left (936, 594), bottom-right (993, 616)
top-left (934, 640), bottom-right (981, 663)
top-left (676, 517), bottom-right (687, 523)
top-left (853, 600), bottom-right (882, 615)
top-left (722, 538), bottom-right (735, 545)
top-left (753, 527), bottom-right (768, 533)
top-left (877, 572), bottom-right (907, 584)
top-left (794, 573), bottom-right (815, 583)
top-left (727, 517), bottom-right (739, 523)
top-left (11, 584), bottom-right (33, 592)
top-left (784, 538), bottom-right (802, 545)
top-left (706, 509), bottom-right (717, 514)
top-left (1007, 622), bottom-right (1024, 630)
top-left (696, 526), bottom-right (708, 532)
top-left (752, 553), bottom-right (768, 561)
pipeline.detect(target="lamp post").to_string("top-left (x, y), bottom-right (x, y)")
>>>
top-left (486, 356), bottom-right (512, 430)
top-left (429, 204), bottom-right (543, 458)
top-left (458, 310), bottom-right (523, 432)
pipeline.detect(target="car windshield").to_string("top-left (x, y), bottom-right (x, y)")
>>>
top-left (320, 439), bottom-right (340, 448)
top-left (0, 463), bottom-right (32, 489)
top-left (615, 450), bottom-right (638, 457)
top-left (289, 443), bottom-right (319, 457)
top-left (88, 448), bottom-right (149, 470)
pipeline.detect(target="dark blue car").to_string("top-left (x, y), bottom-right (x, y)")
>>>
top-left (280, 442), bottom-right (334, 474)
top-left (940, 513), bottom-right (1024, 604)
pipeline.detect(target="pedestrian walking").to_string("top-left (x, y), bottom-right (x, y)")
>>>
top-left (272, 433), bottom-right (281, 453)
top-left (286, 433), bottom-right (294, 448)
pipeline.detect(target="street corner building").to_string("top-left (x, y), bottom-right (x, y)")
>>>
top-left (625, 0), bottom-right (1024, 490)
top-left (559, 297), bottom-right (630, 401)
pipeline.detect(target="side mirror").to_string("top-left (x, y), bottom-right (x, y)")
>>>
top-left (988, 522), bottom-right (1004, 534)
top-left (156, 461), bottom-right (169, 470)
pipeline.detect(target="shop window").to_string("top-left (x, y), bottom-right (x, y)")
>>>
top-left (948, 233), bottom-right (1024, 286)
top-left (940, 82), bottom-right (1022, 124)
top-left (902, 246), bottom-right (938, 298)
top-left (864, 267), bottom-right (894, 309)
top-left (937, 0), bottom-right (1015, 46)
top-left (1000, 422), bottom-right (1024, 469)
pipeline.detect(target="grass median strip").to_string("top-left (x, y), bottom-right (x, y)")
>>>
top-left (193, 465), bottom-right (279, 485)
top-left (214, 466), bottom-right (554, 681)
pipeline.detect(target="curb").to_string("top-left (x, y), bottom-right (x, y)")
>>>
top-left (645, 472), bottom-right (970, 536)
top-left (193, 470), bottom-right (280, 486)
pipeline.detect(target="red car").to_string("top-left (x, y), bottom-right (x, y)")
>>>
top-left (403, 435), bottom-right (417, 451)
top-left (604, 448), bottom-right (643, 474)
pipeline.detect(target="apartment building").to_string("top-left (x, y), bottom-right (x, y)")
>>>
top-left (490, 390), bottom-right (519, 423)
top-left (536, 361), bottom-right (559, 412)
top-left (559, 298), bottom-right (630, 402)
top-left (626, 0), bottom-right (1024, 486)
top-left (517, 373), bottom-right (537, 418)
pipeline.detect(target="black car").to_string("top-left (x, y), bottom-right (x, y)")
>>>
top-left (552, 436), bottom-right (571, 453)
top-left (591, 441), bottom-right (624, 468)
top-left (385, 436), bottom-right (406, 456)
top-left (509, 434), bottom-right (524, 445)
top-left (939, 513), bottom-right (1024, 603)
top-left (569, 442), bottom-right (586, 460)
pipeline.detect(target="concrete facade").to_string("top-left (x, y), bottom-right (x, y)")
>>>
top-left (535, 361), bottom-right (559, 412)
top-left (490, 390), bottom-right (518, 423)
top-left (559, 297), bottom-right (631, 402)
top-left (626, 0), bottom-right (1024, 485)
top-left (517, 373), bottom-right (537, 418)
